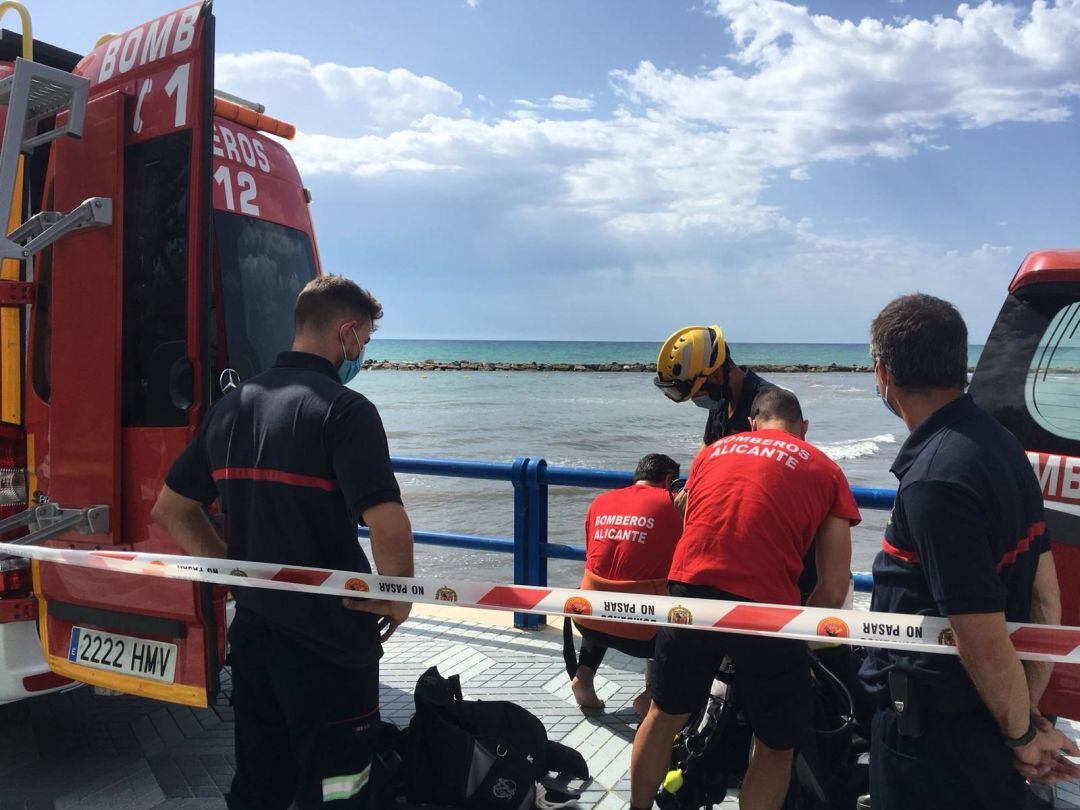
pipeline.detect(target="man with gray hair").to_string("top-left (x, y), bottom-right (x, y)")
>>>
top-left (859, 293), bottom-right (1079, 808)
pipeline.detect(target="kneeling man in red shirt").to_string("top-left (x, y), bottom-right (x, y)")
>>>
top-left (568, 454), bottom-right (682, 716)
top-left (630, 388), bottom-right (860, 810)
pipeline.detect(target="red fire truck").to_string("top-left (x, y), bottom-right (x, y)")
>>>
top-left (0, 1), bottom-right (317, 707)
top-left (0, 1), bottom-right (1074, 727)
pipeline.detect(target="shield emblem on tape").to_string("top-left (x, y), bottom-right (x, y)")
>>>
top-left (564, 596), bottom-right (592, 616)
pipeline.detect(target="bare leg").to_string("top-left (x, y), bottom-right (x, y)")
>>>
top-left (571, 664), bottom-right (605, 709)
top-left (633, 690), bottom-right (651, 719)
top-left (630, 704), bottom-right (689, 810)
top-left (634, 657), bottom-right (655, 718)
top-left (739, 735), bottom-right (793, 810)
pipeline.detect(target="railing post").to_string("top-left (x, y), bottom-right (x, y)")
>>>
top-left (511, 456), bottom-right (532, 629)
top-left (523, 458), bottom-right (548, 629)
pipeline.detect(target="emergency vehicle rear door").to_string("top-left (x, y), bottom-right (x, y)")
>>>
top-left (33, 3), bottom-right (225, 707)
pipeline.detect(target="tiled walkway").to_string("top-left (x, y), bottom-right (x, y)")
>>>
top-left (0, 611), bottom-right (1076, 808)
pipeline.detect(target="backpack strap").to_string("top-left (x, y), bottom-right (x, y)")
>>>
top-left (562, 618), bottom-right (578, 678)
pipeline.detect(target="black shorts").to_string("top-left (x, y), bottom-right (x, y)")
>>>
top-left (579, 623), bottom-right (656, 658)
top-left (651, 582), bottom-right (811, 751)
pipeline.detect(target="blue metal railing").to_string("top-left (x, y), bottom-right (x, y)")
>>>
top-left (357, 456), bottom-right (894, 629)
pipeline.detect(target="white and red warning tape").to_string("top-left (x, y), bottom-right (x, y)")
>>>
top-left (3, 540), bottom-right (1080, 663)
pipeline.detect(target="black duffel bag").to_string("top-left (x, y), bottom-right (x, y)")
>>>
top-left (405, 666), bottom-right (588, 809)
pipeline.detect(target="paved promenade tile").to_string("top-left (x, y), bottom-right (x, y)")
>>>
top-left (0, 614), bottom-right (1075, 808)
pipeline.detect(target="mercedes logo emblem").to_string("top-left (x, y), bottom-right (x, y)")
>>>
top-left (219, 368), bottom-right (240, 394)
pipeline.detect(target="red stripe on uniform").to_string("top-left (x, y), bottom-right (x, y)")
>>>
top-left (996, 521), bottom-right (1046, 572)
top-left (271, 568), bottom-right (332, 586)
top-left (477, 586), bottom-right (550, 610)
top-left (714, 605), bottom-right (802, 633)
top-left (212, 467), bottom-right (339, 492)
top-left (882, 538), bottom-right (919, 564)
top-left (1009, 626), bottom-right (1080, 657)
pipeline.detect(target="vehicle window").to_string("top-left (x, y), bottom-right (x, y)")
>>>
top-left (30, 183), bottom-right (54, 404)
top-left (213, 212), bottom-right (315, 381)
top-left (121, 131), bottom-right (191, 427)
top-left (1026, 300), bottom-right (1080, 439)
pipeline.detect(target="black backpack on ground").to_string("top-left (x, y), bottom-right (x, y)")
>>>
top-left (404, 666), bottom-right (589, 810)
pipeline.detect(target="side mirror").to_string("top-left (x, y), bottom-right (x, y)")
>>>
top-left (168, 355), bottom-right (194, 410)
top-left (144, 340), bottom-right (191, 425)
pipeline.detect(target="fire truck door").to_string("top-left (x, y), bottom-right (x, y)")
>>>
top-left (33, 9), bottom-right (225, 705)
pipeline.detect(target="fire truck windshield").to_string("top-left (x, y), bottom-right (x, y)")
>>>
top-left (214, 212), bottom-right (316, 381)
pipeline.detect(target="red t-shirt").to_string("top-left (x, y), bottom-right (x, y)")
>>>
top-left (585, 484), bottom-right (682, 581)
top-left (669, 428), bottom-right (862, 605)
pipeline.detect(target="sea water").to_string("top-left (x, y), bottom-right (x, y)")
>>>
top-left (352, 366), bottom-right (904, 588)
top-left (366, 340), bottom-right (986, 368)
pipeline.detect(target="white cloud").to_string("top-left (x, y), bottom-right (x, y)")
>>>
top-left (547, 94), bottom-right (595, 112)
top-left (616, 0), bottom-right (1080, 166)
top-left (216, 52), bottom-right (464, 135)
top-left (265, 1), bottom-right (1080, 238)
top-left (513, 94), bottom-right (595, 112)
top-left (221, 1), bottom-right (1080, 338)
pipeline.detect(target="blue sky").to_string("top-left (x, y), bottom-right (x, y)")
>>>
top-left (29, 0), bottom-right (1080, 343)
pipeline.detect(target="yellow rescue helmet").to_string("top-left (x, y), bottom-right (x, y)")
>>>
top-left (653, 325), bottom-right (727, 402)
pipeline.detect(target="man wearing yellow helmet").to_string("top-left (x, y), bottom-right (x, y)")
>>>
top-left (654, 325), bottom-right (778, 447)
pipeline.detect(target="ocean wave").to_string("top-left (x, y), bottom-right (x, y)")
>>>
top-left (819, 433), bottom-right (897, 461)
top-left (809, 383), bottom-right (866, 394)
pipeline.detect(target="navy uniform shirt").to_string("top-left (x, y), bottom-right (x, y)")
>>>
top-left (860, 394), bottom-right (1049, 702)
top-left (165, 351), bottom-right (402, 668)
top-left (702, 368), bottom-right (777, 445)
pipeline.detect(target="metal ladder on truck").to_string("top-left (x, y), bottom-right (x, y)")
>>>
top-left (0, 56), bottom-right (111, 538)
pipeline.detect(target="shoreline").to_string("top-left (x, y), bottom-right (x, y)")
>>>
top-left (364, 360), bottom-right (896, 373)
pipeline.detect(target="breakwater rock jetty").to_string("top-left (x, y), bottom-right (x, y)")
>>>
top-left (362, 360), bottom-right (880, 373)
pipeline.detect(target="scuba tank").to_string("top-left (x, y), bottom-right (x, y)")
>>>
top-left (657, 650), bottom-right (866, 810)
top-left (657, 660), bottom-right (751, 810)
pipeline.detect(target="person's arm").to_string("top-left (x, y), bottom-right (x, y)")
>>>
top-left (904, 480), bottom-right (1079, 781)
top-left (329, 394), bottom-right (415, 642)
top-left (1025, 550), bottom-right (1060, 710)
top-left (673, 487), bottom-right (687, 520)
top-left (151, 484), bottom-right (227, 559)
top-left (675, 448), bottom-right (707, 522)
top-left (950, 611), bottom-right (1080, 781)
top-left (950, 612), bottom-right (1032, 738)
top-left (343, 502), bottom-right (414, 641)
top-left (806, 514), bottom-right (851, 609)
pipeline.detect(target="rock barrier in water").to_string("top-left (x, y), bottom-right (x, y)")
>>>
top-left (360, 360), bottom-right (914, 373)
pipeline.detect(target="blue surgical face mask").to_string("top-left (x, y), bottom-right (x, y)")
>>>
top-left (691, 380), bottom-right (728, 409)
top-left (876, 383), bottom-right (900, 418)
top-left (338, 328), bottom-right (364, 384)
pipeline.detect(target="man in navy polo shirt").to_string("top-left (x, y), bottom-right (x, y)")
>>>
top-left (859, 294), bottom-right (1079, 808)
top-left (151, 276), bottom-right (414, 809)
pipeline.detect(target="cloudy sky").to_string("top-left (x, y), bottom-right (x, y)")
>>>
top-left (34, 0), bottom-right (1080, 343)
